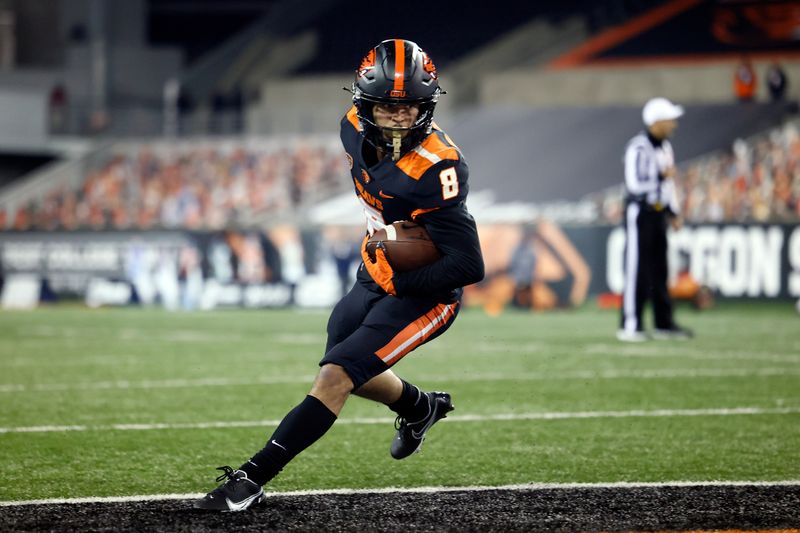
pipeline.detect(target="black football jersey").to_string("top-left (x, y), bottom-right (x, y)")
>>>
top-left (340, 106), bottom-right (484, 298)
top-left (341, 106), bottom-right (469, 233)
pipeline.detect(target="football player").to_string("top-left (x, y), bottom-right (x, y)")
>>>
top-left (196, 39), bottom-right (484, 511)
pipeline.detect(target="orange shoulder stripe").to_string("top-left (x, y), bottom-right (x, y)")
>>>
top-left (396, 151), bottom-right (436, 181)
top-left (346, 106), bottom-right (362, 132)
top-left (421, 131), bottom-right (458, 157)
top-left (396, 132), bottom-right (459, 180)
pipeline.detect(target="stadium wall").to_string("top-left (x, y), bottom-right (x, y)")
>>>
top-left (246, 74), bottom-right (458, 135)
top-left (2, 223), bottom-right (798, 310)
top-left (242, 59), bottom-right (797, 135)
top-left (0, 84), bottom-right (48, 147)
top-left (480, 59), bottom-right (800, 106)
top-left (246, 75), bottom-right (352, 135)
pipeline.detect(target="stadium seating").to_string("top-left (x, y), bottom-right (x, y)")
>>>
top-left (594, 120), bottom-right (800, 224)
top-left (10, 116), bottom-right (799, 231)
top-left (8, 138), bottom-right (346, 231)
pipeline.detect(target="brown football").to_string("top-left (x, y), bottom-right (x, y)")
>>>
top-left (366, 221), bottom-right (441, 272)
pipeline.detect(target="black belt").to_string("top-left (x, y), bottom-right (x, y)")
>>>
top-left (625, 195), bottom-right (666, 212)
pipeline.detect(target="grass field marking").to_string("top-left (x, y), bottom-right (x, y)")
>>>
top-left (450, 406), bottom-right (800, 422)
top-left (0, 352), bottom-right (287, 368)
top-left (3, 367), bottom-right (800, 394)
top-left (273, 333), bottom-right (328, 344)
top-left (2, 406), bottom-right (799, 434)
top-left (5, 346), bottom-right (798, 369)
top-left (1, 355), bottom-right (148, 369)
top-left (16, 325), bottom-right (246, 343)
top-left (0, 375), bottom-right (319, 393)
top-left (586, 343), bottom-right (800, 364)
top-left (3, 480), bottom-right (800, 507)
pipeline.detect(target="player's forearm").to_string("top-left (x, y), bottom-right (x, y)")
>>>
top-left (394, 247), bottom-right (484, 296)
top-left (393, 206), bottom-right (484, 295)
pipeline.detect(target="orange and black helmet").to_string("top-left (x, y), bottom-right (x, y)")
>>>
top-left (351, 39), bottom-right (442, 154)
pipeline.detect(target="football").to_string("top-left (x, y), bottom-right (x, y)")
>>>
top-left (366, 221), bottom-right (441, 272)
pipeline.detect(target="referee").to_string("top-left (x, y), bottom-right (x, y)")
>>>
top-left (618, 97), bottom-right (693, 342)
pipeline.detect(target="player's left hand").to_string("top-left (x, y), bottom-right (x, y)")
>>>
top-left (361, 236), bottom-right (397, 296)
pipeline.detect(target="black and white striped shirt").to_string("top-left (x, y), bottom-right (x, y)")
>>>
top-left (623, 132), bottom-right (679, 214)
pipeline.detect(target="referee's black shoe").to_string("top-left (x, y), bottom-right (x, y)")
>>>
top-left (391, 391), bottom-right (454, 460)
top-left (652, 325), bottom-right (694, 340)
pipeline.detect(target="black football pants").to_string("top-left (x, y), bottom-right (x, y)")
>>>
top-left (620, 202), bottom-right (675, 333)
top-left (320, 277), bottom-right (460, 389)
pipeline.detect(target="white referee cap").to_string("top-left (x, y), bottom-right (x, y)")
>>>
top-left (642, 97), bottom-right (684, 126)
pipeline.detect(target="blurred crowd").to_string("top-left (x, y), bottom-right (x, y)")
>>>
top-left (5, 120), bottom-right (800, 230)
top-left (7, 140), bottom-right (346, 231)
top-left (599, 121), bottom-right (800, 224)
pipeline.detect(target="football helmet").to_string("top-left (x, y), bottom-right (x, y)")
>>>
top-left (351, 39), bottom-right (442, 159)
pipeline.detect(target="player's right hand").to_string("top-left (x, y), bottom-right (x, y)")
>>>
top-left (361, 235), bottom-right (397, 296)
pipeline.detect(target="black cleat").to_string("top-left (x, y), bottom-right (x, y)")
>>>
top-left (391, 391), bottom-right (454, 460)
top-left (652, 325), bottom-right (694, 340)
top-left (195, 466), bottom-right (265, 511)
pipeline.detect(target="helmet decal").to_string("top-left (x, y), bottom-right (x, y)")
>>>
top-left (358, 49), bottom-right (375, 80)
top-left (421, 52), bottom-right (437, 79)
top-left (351, 39), bottom-right (443, 157)
top-left (392, 39), bottom-right (405, 95)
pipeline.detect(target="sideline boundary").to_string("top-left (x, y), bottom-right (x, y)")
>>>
top-left (3, 480), bottom-right (800, 507)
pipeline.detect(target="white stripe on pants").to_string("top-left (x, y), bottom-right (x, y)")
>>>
top-left (623, 202), bottom-right (640, 332)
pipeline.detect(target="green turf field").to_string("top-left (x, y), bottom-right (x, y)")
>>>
top-left (1, 303), bottom-right (799, 502)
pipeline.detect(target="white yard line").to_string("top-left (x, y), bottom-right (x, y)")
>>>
top-left (1, 406), bottom-right (798, 434)
top-left (2, 367), bottom-right (799, 393)
top-left (4, 346), bottom-right (798, 368)
top-left (2, 480), bottom-right (800, 507)
top-left (0, 375), bottom-right (319, 393)
top-left (585, 343), bottom-right (800, 364)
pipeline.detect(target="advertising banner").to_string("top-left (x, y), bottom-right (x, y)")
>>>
top-left (1, 223), bottom-right (798, 309)
top-left (465, 223), bottom-right (800, 312)
top-left (603, 224), bottom-right (800, 299)
top-left (0, 230), bottom-right (298, 309)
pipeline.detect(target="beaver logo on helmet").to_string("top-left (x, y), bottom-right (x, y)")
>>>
top-left (421, 52), bottom-right (437, 79)
top-left (358, 49), bottom-right (376, 79)
top-left (350, 39), bottom-right (443, 157)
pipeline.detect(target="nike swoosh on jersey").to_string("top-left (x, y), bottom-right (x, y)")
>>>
top-left (378, 190), bottom-right (395, 199)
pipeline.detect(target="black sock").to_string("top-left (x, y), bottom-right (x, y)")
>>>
top-left (240, 395), bottom-right (337, 486)
top-left (387, 379), bottom-right (430, 422)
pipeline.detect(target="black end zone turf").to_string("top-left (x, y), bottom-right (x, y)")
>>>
top-left (2, 485), bottom-right (799, 532)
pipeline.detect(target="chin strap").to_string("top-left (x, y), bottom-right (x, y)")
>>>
top-left (392, 131), bottom-right (402, 161)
